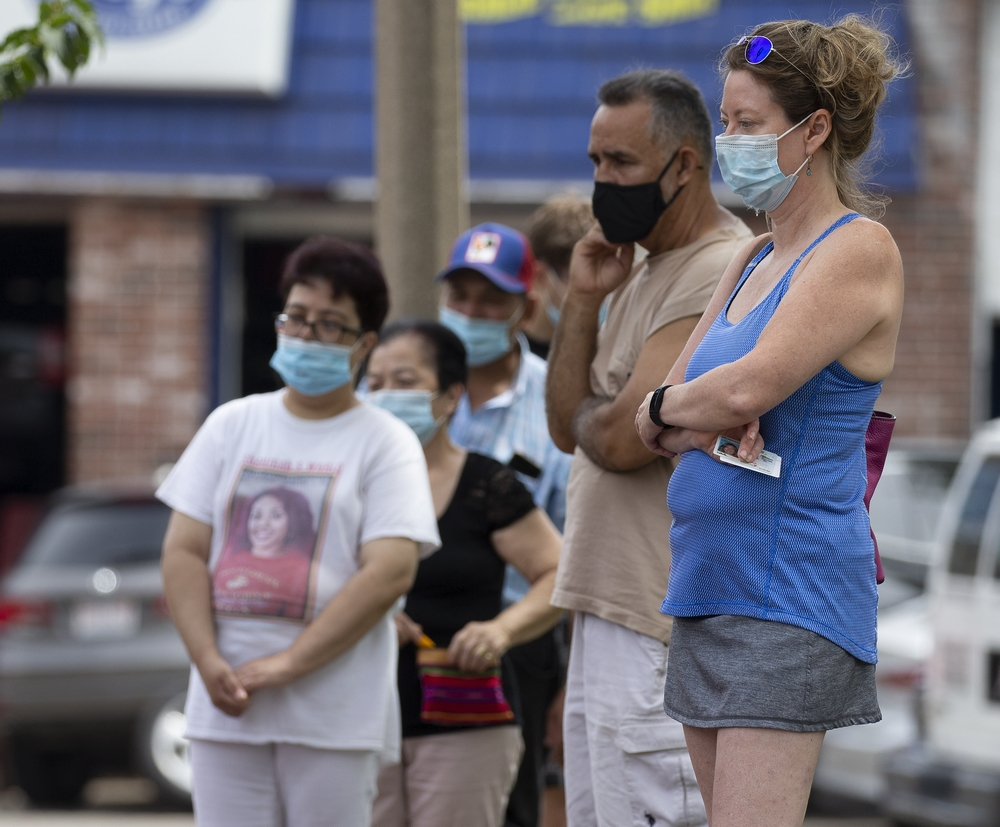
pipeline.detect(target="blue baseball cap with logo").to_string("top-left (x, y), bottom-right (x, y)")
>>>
top-left (435, 223), bottom-right (536, 293)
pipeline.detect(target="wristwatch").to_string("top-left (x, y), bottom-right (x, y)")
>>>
top-left (648, 385), bottom-right (674, 430)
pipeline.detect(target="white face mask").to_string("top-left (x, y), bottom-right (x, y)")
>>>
top-left (714, 113), bottom-right (813, 214)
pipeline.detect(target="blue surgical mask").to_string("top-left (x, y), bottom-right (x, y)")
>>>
top-left (368, 389), bottom-right (445, 445)
top-left (269, 333), bottom-right (360, 396)
top-left (540, 265), bottom-right (563, 327)
top-left (439, 305), bottom-right (519, 367)
top-left (544, 296), bottom-right (561, 328)
top-left (715, 113), bottom-right (813, 214)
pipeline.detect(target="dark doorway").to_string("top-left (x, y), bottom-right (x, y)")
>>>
top-left (0, 225), bottom-right (67, 497)
top-left (241, 239), bottom-right (304, 397)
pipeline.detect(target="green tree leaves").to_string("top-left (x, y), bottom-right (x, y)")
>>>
top-left (0, 1), bottom-right (103, 108)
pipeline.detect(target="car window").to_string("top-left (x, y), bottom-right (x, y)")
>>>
top-left (870, 458), bottom-right (959, 543)
top-left (949, 457), bottom-right (1000, 577)
top-left (22, 502), bottom-right (169, 567)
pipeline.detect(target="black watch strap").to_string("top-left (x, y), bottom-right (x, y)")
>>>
top-left (649, 385), bottom-right (674, 430)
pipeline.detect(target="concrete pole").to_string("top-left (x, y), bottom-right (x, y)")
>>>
top-left (375, 0), bottom-right (469, 320)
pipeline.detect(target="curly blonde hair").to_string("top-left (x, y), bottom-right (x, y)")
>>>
top-left (722, 15), bottom-right (907, 218)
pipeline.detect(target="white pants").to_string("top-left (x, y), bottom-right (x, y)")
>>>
top-left (189, 739), bottom-right (380, 827)
top-left (563, 613), bottom-right (706, 827)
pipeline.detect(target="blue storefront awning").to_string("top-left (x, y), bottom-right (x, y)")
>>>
top-left (0, 0), bottom-right (917, 193)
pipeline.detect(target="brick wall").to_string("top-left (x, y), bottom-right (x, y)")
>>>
top-left (879, 194), bottom-right (974, 439)
top-left (874, 0), bottom-right (979, 439)
top-left (67, 199), bottom-right (210, 484)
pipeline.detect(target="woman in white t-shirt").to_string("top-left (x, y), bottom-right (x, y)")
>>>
top-left (158, 238), bottom-right (440, 827)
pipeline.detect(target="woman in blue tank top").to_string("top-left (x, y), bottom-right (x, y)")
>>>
top-left (629, 17), bottom-right (905, 827)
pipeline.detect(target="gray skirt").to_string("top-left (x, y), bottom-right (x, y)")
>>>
top-left (663, 615), bottom-right (881, 732)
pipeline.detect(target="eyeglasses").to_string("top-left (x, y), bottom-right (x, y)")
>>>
top-left (738, 35), bottom-right (812, 83)
top-left (274, 313), bottom-right (364, 344)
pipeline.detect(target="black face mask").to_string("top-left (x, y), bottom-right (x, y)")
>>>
top-left (591, 149), bottom-right (683, 244)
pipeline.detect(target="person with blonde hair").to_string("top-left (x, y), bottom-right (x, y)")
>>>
top-left (634, 16), bottom-right (905, 827)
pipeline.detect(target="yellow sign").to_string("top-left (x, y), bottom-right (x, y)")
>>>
top-left (638, 0), bottom-right (718, 26)
top-left (460, 0), bottom-right (719, 25)
top-left (460, 0), bottom-right (541, 22)
top-left (551, 0), bottom-right (630, 25)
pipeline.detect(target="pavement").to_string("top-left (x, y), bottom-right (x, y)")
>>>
top-left (0, 814), bottom-right (891, 826)
top-left (0, 779), bottom-right (892, 826)
top-left (0, 815), bottom-right (891, 827)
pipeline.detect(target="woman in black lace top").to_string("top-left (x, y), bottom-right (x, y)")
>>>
top-left (365, 320), bottom-right (562, 827)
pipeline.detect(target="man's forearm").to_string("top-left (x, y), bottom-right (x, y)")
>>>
top-left (570, 394), bottom-right (617, 468)
top-left (546, 290), bottom-right (603, 452)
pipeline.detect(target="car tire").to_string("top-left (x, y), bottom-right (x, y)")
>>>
top-left (11, 741), bottom-right (90, 806)
top-left (135, 691), bottom-right (192, 806)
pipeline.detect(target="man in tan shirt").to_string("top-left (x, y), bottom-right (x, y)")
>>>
top-left (546, 70), bottom-right (753, 827)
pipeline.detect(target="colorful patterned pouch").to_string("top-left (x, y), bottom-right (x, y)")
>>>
top-left (415, 647), bottom-right (515, 726)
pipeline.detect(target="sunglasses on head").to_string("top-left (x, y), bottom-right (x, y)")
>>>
top-left (739, 35), bottom-right (777, 64)
top-left (738, 34), bottom-right (813, 83)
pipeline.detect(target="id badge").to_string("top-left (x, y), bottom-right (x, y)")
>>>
top-left (713, 435), bottom-right (781, 478)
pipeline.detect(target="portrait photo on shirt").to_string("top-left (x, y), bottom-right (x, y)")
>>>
top-left (212, 465), bottom-right (337, 621)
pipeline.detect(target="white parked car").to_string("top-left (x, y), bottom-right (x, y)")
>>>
top-left (884, 423), bottom-right (1000, 826)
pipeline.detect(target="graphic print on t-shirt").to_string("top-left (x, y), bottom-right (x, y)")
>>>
top-left (212, 465), bottom-right (337, 621)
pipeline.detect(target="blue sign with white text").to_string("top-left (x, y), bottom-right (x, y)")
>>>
top-left (90, 0), bottom-right (212, 38)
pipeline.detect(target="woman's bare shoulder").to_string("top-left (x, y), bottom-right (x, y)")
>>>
top-left (812, 216), bottom-right (902, 283)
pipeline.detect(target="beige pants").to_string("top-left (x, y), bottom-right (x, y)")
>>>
top-left (372, 725), bottom-right (524, 827)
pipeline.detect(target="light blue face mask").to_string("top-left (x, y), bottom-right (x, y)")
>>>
top-left (367, 389), bottom-right (445, 445)
top-left (269, 333), bottom-right (361, 396)
top-left (715, 113), bottom-right (813, 214)
top-left (539, 265), bottom-right (563, 328)
top-left (544, 297), bottom-right (561, 328)
top-left (439, 305), bottom-right (519, 367)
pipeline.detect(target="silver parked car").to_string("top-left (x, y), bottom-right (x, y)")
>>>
top-left (0, 487), bottom-right (191, 806)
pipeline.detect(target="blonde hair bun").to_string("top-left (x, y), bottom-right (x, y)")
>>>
top-left (723, 15), bottom-right (908, 217)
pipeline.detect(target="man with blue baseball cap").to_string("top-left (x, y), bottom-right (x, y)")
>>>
top-left (437, 222), bottom-right (571, 827)
top-left (437, 222), bottom-right (537, 370)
